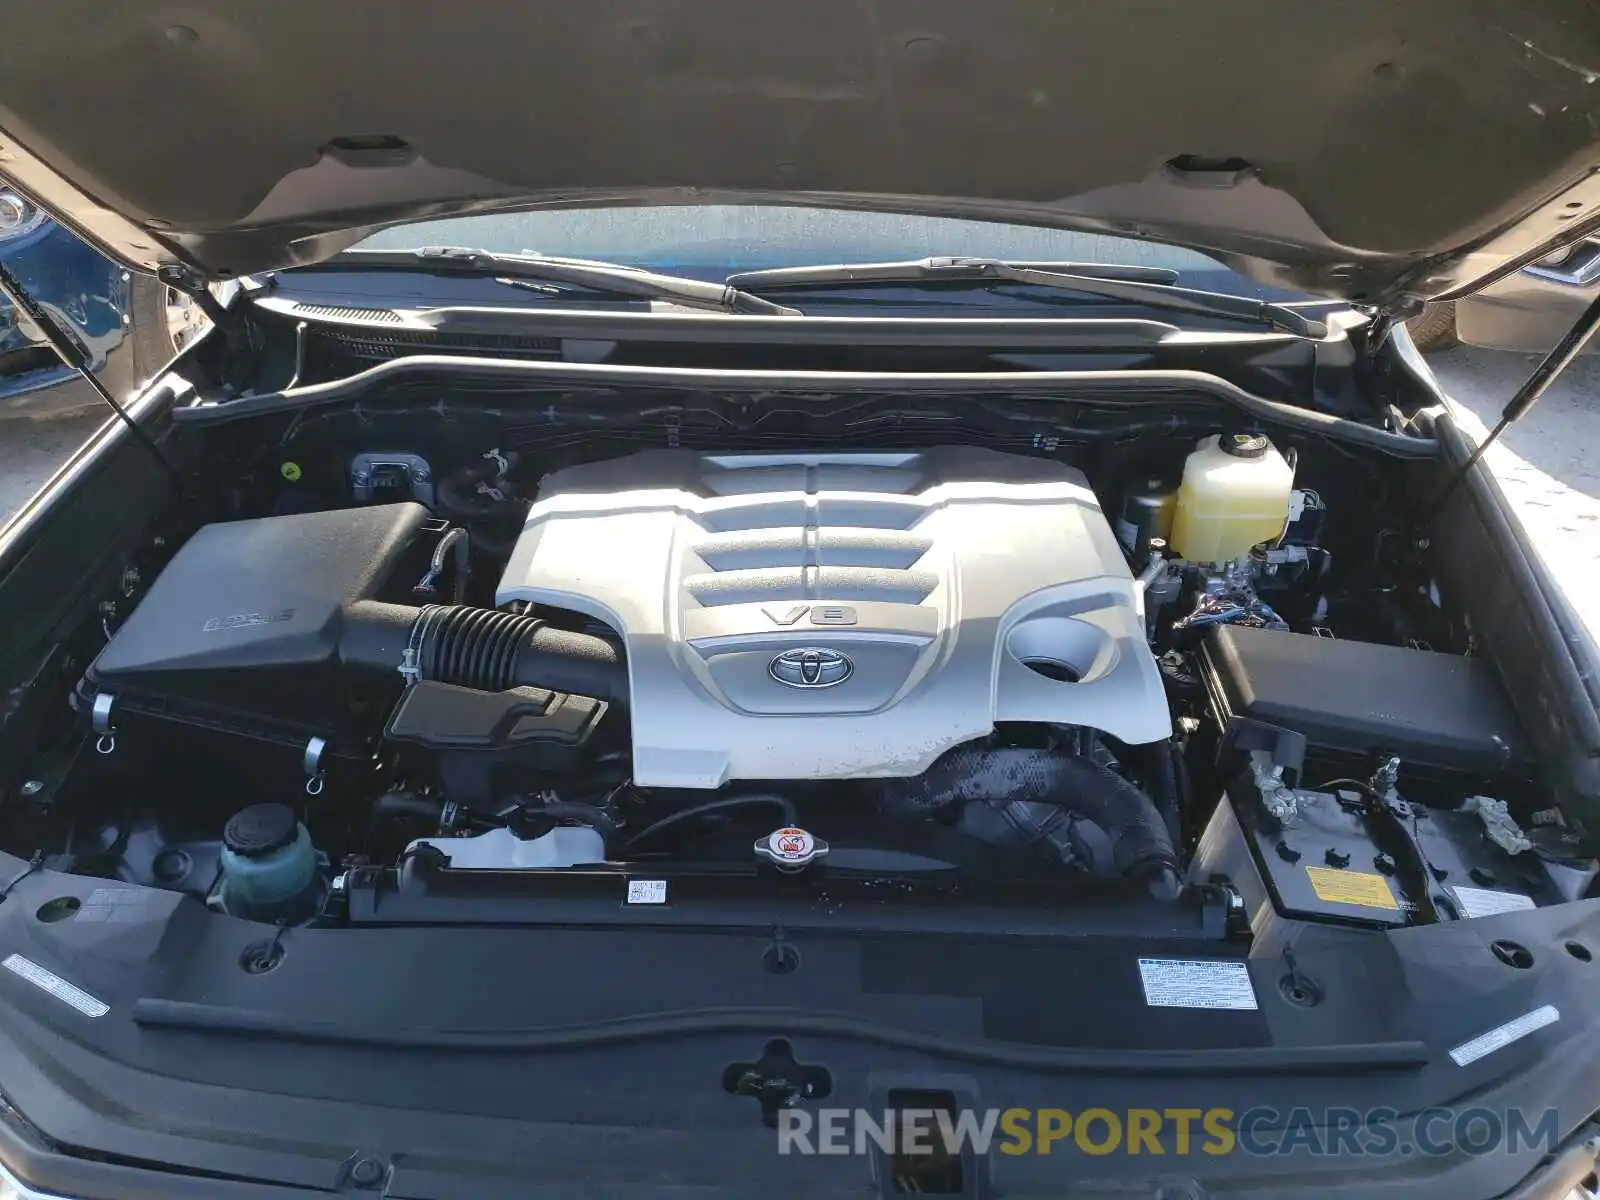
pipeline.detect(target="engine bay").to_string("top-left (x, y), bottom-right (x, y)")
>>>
top-left (6, 410), bottom-right (1592, 936)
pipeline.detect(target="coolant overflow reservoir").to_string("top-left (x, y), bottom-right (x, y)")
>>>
top-left (219, 803), bottom-right (319, 922)
top-left (1170, 433), bottom-right (1294, 563)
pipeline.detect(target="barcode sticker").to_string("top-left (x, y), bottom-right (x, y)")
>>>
top-left (1450, 1005), bottom-right (1559, 1066)
top-left (1452, 886), bottom-right (1537, 919)
top-left (627, 879), bottom-right (668, 905)
top-left (1138, 958), bottom-right (1258, 1010)
top-left (3, 953), bottom-right (109, 1018)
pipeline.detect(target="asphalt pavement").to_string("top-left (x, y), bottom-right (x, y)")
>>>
top-left (1423, 346), bottom-right (1600, 643)
top-left (1, 352), bottom-right (1596, 636)
top-left (0, 383), bottom-right (104, 524)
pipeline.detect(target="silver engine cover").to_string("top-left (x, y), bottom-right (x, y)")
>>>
top-left (497, 448), bottom-right (1170, 788)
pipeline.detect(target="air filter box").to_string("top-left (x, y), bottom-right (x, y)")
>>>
top-left (79, 504), bottom-right (434, 782)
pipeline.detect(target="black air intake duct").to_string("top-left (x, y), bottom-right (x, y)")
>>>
top-left (340, 601), bottom-right (628, 704)
top-left (881, 745), bottom-right (1181, 897)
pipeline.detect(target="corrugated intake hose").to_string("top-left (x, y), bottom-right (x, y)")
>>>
top-left (340, 601), bottom-right (628, 704)
top-left (411, 604), bottom-right (627, 702)
top-left (880, 745), bottom-right (1182, 897)
top-left (417, 605), bottom-right (534, 690)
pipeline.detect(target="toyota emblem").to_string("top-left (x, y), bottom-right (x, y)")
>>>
top-left (768, 647), bottom-right (854, 689)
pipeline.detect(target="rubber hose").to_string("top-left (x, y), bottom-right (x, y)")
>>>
top-left (880, 746), bottom-right (1182, 894)
top-left (1169, 741), bottom-right (1194, 847)
top-left (616, 793), bottom-right (798, 855)
top-left (505, 797), bottom-right (619, 841)
top-left (339, 600), bottom-right (628, 706)
top-left (544, 802), bottom-right (617, 840)
top-left (411, 604), bottom-right (628, 703)
top-left (431, 527), bottom-right (471, 604)
top-left (369, 791), bottom-right (446, 835)
top-left (422, 605), bottom-right (527, 690)
top-left (511, 621), bottom-right (628, 703)
top-left (1141, 741), bottom-right (1183, 848)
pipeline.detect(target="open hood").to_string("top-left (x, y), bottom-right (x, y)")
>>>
top-left (3, 0), bottom-right (1600, 308)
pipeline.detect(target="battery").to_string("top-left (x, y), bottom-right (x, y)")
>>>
top-left (1194, 779), bottom-right (1565, 941)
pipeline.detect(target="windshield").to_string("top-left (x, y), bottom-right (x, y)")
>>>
top-left (352, 205), bottom-right (1297, 300)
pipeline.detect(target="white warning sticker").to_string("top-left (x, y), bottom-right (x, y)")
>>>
top-left (1138, 958), bottom-right (1258, 1011)
top-left (2, 953), bottom-right (109, 1018)
top-left (626, 879), bottom-right (668, 905)
top-left (1452, 886), bottom-right (1537, 919)
top-left (1450, 1005), bottom-right (1559, 1067)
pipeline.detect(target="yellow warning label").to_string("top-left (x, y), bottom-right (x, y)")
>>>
top-left (1305, 866), bottom-right (1398, 910)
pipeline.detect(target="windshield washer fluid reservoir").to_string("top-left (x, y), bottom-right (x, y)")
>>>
top-left (1170, 433), bottom-right (1294, 563)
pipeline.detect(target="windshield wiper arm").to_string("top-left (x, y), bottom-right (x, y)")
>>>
top-left (337, 247), bottom-right (802, 316)
top-left (726, 256), bottom-right (1327, 338)
top-left (730, 257), bottom-right (1182, 287)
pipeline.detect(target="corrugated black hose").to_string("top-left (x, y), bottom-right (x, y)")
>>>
top-left (880, 746), bottom-right (1183, 898)
top-left (340, 601), bottom-right (628, 704)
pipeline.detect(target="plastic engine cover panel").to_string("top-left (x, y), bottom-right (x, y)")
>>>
top-left (498, 449), bottom-right (1170, 787)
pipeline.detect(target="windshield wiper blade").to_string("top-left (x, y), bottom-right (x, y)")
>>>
top-left (726, 256), bottom-right (1327, 338)
top-left (729, 257), bottom-right (1181, 287)
top-left (337, 247), bottom-right (802, 316)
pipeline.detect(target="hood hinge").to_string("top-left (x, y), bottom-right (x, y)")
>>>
top-left (154, 265), bottom-right (257, 395)
top-left (0, 258), bottom-right (183, 486)
top-left (1363, 309), bottom-right (1398, 357)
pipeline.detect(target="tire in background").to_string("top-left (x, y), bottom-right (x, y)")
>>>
top-left (1405, 301), bottom-right (1458, 352)
top-left (128, 273), bottom-right (207, 381)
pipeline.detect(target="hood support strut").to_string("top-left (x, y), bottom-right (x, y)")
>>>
top-left (1429, 287), bottom-right (1600, 516)
top-left (0, 259), bottom-right (183, 486)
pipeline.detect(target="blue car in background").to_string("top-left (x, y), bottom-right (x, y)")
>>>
top-left (0, 187), bottom-right (201, 418)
